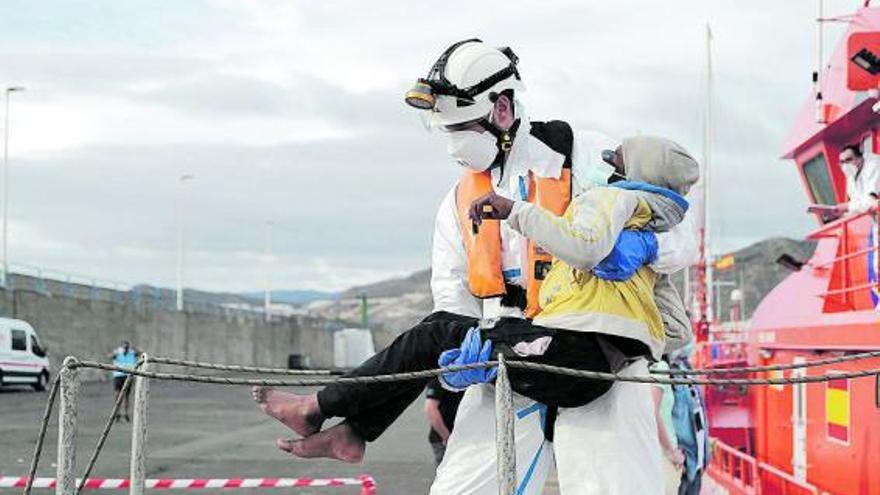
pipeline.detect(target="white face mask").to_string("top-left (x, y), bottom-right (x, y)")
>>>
top-left (842, 161), bottom-right (859, 178)
top-left (445, 130), bottom-right (499, 172)
top-left (584, 160), bottom-right (618, 187)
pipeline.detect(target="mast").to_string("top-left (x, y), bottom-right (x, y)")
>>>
top-left (702, 23), bottom-right (714, 328)
top-left (815, 0), bottom-right (825, 123)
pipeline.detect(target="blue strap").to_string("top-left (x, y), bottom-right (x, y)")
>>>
top-left (610, 180), bottom-right (689, 212)
top-left (514, 403), bottom-right (548, 495)
top-left (517, 442), bottom-right (545, 495)
top-left (502, 268), bottom-right (522, 281)
top-left (518, 176), bottom-right (528, 201)
top-left (516, 402), bottom-right (543, 419)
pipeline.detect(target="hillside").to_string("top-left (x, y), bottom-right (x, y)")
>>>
top-left (700, 237), bottom-right (817, 320)
top-left (339, 270), bottom-right (431, 299)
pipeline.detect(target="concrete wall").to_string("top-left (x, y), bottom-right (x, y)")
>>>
top-left (0, 288), bottom-right (336, 382)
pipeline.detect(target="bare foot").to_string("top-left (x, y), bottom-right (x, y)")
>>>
top-left (276, 423), bottom-right (365, 463)
top-left (251, 386), bottom-right (324, 437)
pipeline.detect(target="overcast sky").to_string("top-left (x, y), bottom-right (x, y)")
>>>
top-left (0, 1), bottom-right (855, 292)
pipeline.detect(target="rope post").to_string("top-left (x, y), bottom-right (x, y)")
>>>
top-left (357, 475), bottom-right (377, 495)
top-left (56, 357), bottom-right (80, 495)
top-left (494, 353), bottom-right (516, 495)
top-left (129, 354), bottom-right (151, 495)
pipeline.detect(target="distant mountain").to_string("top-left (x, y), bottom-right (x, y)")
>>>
top-left (132, 284), bottom-right (256, 307)
top-left (310, 237), bottom-right (818, 346)
top-left (701, 237), bottom-right (817, 320)
top-left (340, 269), bottom-right (431, 299)
top-left (240, 290), bottom-right (339, 306)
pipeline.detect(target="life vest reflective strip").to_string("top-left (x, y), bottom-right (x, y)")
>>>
top-left (525, 168), bottom-right (572, 317)
top-left (455, 168), bottom-right (572, 311)
top-left (456, 170), bottom-right (506, 298)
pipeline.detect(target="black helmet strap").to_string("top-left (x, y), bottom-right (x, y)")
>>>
top-left (422, 39), bottom-right (521, 104)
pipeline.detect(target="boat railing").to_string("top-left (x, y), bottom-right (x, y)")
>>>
top-left (806, 204), bottom-right (877, 239)
top-left (708, 439), bottom-right (825, 495)
top-left (707, 439), bottom-right (761, 495)
top-left (757, 462), bottom-right (819, 495)
top-left (806, 205), bottom-right (879, 310)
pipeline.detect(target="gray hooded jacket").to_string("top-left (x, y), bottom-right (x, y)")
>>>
top-left (507, 135), bottom-right (699, 358)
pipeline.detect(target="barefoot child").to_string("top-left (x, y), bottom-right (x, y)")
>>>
top-left (254, 136), bottom-right (698, 482)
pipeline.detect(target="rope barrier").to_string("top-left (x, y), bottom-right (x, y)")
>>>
top-left (69, 359), bottom-right (880, 387)
top-left (68, 360), bottom-right (486, 386)
top-left (504, 360), bottom-right (880, 386)
top-left (148, 357), bottom-right (343, 376)
top-left (22, 375), bottom-right (60, 495)
top-left (140, 350), bottom-right (880, 379)
top-left (4, 476), bottom-right (377, 493)
top-left (651, 349), bottom-right (880, 375)
top-left (25, 351), bottom-right (880, 495)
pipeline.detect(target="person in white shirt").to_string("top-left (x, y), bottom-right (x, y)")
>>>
top-left (837, 144), bottom-right (880, 215)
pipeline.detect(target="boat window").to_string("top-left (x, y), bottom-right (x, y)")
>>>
top-left (11, 329), bottom-right (27, 351)
top-left (802, 153), bottom-right (837, 205)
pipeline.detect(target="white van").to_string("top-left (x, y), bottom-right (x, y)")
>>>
top-left (333, 328), bottom-right (376, 369)
top-left (0, 318), bottom-right (50, 391)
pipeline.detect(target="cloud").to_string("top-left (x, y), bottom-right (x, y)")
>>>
top-left (0, 0), bottom-right (855, 291)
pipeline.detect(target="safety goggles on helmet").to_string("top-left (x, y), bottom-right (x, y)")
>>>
top-left (404, 38), bottom-right (521, 112)
top-left (442, 117), bottom-right (487, 133)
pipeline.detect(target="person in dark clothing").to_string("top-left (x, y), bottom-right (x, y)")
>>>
top-left (424, 378), bottom-right (464, 466)
top-left (251, 136), bottom-right (698, 468)
top-left (252, 312), bottom-right (479, 463)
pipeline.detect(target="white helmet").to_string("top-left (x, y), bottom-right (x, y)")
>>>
top-left (405, 39), bottom-right (525, 129)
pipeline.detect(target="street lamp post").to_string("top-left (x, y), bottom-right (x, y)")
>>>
top-left (2, 86), bottom-right (25, 289)
top-left (264, 221), bottom-right (273, 322)
top-left (176, 174), bottom-right (194, 311)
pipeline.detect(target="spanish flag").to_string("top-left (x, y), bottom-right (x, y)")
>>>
top-left (826, 377), bottom-right (850, 442)
top-left (715, 254), bottom-right (735, 271)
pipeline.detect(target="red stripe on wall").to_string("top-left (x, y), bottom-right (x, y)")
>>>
top-left (827, 422), bottom-right (848, 442)
top-left (827, 378), bottom-right (848, 391)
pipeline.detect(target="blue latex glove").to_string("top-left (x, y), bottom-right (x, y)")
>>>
top-left (593, 230), bottom-right (658, 281)
top-left (438, 327), bottom-right (498, 391)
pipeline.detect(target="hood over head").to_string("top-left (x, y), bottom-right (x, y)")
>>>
top-left (620, 136), bottom-right (699, 195)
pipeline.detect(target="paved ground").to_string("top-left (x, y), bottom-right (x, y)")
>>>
top-left (0, 377), bottom-right (561, 495)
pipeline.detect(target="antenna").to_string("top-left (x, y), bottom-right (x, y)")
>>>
top-left (815, 0), bottom-right (826, 123)
top-left (704, 22), bottom-right (715, 325)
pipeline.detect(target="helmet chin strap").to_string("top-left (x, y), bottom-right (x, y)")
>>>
top-left (479, 117), bottom-right (521, 184)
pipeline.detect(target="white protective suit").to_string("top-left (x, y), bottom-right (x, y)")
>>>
top-left (428, 117), bottom-right (698, 495)
top-left (846, 157), bottom-right (880, 215)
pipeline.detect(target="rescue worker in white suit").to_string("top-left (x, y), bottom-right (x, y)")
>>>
top-left (421, 40), bottom-right (697, 494)
top-left (251, 39), bottom-right (698, 493)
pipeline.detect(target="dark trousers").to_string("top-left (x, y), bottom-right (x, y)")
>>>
top-left (317, 312), bottom-right (477, 442)
top-left (430, 441), bottom-right (446, 467)
top-left (317, 312), bottom-right (620, 442)
top-left (678, 471), bottom-right (702, 495)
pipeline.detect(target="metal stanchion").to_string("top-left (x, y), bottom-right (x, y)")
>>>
top-left (129, 355), bottom-right (151, 495)
top-left (494, 353), bottom-right (516, 495)
top-left (56, 357), bottom-right (80, 495)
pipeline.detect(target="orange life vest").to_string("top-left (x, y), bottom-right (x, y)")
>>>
top-left (455, 167), bottom-right (572, 318)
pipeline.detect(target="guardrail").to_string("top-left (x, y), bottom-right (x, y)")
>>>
top-left (757, 462), bottom-right (818, 495)
top-left (1, 264), bottom-right (273, 321)
top-left (805, 207), bottom-right (879, 310)
top-left (707, 439), bottom-right (824, 495)
top-left (707, 438), bottom-right (761, 495)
